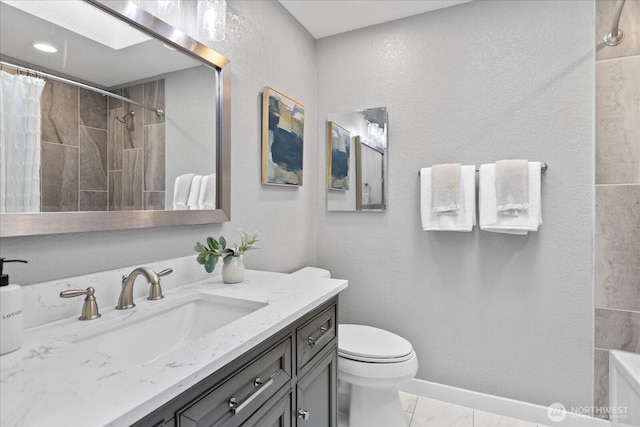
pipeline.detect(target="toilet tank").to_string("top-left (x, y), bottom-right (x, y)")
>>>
top-left (291, 267), bottom-right (331, 278)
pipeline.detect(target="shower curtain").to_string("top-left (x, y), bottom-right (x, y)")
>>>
top-left (0, 70), bottom-right (46, 213)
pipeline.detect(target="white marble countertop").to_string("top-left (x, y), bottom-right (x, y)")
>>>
top-left (0, 269), bottom-right (347, 426)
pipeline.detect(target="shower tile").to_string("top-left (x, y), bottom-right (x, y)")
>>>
top-left (595, 308), bottom-right (640, 352)
top-left (144, 192), bottom-right (165, 210)
top-left (594, 349), bottom-right (610, 418)
top-left (108, 89), bottom-right (123, 110)
top-left (410, 397), bottom-right (472, 427)
top-left (122, 84), bottom-right (144, 149)
top-left (144, 124), bottom-right (166, 191)
top-left (41, 142), bottom-right (78, 212)
top-left (79, 191), bottom-right (107, 211)
top-left (123, 149), bottom-right (144, 210)
top-left (108, 109), bottom-right (124, 171)
top-left (473, 410), bottom-right (537, 427)
top-left (595, 185), bottom-right (640, 311)
top-left (41, 79), bottom-right (78, 146)
top-left (79, 126), bottom-right (107, 191)
top-left (596, 57), bottom-right (640, 185)
top-left (79, 88), bottom-right (107, 130)
top-left (109, 171), bottom-right (123, 211)
top-left (596, 0), bottom-right (640, 60)
top-left (144, 79), bottom-right (165, 125)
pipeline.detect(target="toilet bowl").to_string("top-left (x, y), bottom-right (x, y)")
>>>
top-left (338, 324), bottom-right (418, 427)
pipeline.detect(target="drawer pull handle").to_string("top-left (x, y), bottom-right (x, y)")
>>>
top-left (308, 326), bottom-right (328, 346)
top-left (298, 409), bottom-right (310, 420)
top-left (228, 376), bottom-right (275, 414)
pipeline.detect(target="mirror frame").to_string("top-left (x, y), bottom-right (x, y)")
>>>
top-left (0, 0), bottom-right (231, 237)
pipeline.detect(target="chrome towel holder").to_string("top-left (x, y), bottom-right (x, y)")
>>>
top-left (418, 162), bottom-right (547, 176)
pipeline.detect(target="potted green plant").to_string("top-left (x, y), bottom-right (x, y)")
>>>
top-left (194, 230), bottom-right (260, 283)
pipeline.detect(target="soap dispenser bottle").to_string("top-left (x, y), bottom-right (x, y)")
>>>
top-left (0, 258), bottom-right (28, 355)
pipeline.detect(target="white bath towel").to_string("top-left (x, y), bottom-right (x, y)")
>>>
top-left (431, 163), bottom-right (461, 213)
top-left (186, 175), bottom-right (203, 210)
top-left (172, 173), bottom-right (195, 210)
top-left (197, 173), bottom-right (216, 210)
top-left (479, 162), bottom-right (542, 234)
top-left (420, 165), bottom-right (476, 231)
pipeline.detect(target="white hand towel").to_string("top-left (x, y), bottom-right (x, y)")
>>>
top-left (172, 173), bottom-right (195, 210)
top-left (186, 175), bottom-right (203, 210)
top-left (197, 173), bottom-right (216, 210)
top-left (431, 163), bottom-right (461, 213)
top-left (479, 162), bottom-right (542, 234)
top-left (420, 165), bottom-right (476, 231)
top-left (496, 159), bottom-right (529, 215)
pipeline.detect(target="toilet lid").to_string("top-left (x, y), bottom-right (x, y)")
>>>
top-left (338, 324), bottom-right (413, 362)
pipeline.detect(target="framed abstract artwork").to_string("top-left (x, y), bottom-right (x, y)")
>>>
top-left (261, 86), bottom-right (304, 186)
top-left (327, 121), bottom-right (350, 190)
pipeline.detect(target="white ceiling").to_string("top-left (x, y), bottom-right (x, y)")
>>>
top-left (278, 0), bottom-right (471, 39)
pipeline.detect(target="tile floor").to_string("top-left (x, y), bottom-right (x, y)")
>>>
top-left (399, 392), bottom-right (551, 427)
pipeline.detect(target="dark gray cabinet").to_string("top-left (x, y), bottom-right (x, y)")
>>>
top-left (133, 297), bottom-right (338, 427)
top-left (295, 346), bottom-right (338, 427)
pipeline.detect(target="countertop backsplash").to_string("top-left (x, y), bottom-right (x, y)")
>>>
top-left (22, 255), bottom-right (215, 329)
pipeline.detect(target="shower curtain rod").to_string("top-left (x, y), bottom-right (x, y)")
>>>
top-left (603, 0), bottom-right (626, 46)
top-left (0, 60), bottom-right (164, 117)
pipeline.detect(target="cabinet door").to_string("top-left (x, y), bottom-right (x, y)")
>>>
top-left (295, 348), bottom-right (337, 427)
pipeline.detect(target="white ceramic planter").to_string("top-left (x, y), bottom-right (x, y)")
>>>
top-left (222, 256), bottom-right (245, 284)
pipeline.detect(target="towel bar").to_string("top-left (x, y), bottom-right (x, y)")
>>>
top-left (418, 162), bottom-right (547, 176)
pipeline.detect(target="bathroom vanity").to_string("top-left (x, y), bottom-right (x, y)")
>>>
top-left (0, 260), bottom-right (347, 426)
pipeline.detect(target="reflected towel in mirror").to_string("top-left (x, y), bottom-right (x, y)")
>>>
top-left (172, 173), bottom-right (195, 210)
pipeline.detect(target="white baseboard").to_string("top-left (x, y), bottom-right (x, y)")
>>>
top-left (399, 378), bottom-right (611, 427)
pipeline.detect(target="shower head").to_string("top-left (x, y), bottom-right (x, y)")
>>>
top-left (116, 110), bottom-right (135, 131)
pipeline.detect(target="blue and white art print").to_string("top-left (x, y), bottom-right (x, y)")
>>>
top-left (261, 87), bottom-right (304, 186)
top-left (327, 121), bottom-right (350, 190)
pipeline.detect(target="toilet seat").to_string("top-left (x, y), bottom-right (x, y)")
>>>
top-left (338, 324), bottom-right (414, 363)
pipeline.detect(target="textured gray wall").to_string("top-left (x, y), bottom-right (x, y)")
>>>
top-left (316, 0), bottom-right (594, 408)
top-left (1, 0), bottom-right (318, 284)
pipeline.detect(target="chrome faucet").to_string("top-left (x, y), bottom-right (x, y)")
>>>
top-left (116, 267), bottom-right (173, 310)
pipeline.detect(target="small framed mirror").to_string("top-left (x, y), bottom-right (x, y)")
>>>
top-left (327, 107), bottom-right (387, 212)
top-left (0, 0), bottom-right (230, 236)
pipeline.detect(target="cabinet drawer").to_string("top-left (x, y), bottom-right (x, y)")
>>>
top-left (296, 305), bottom-right (336, 371)
top-left (240, 386), bottom-right (291, 427)
top-left (178, 337), bottom-right (292, 427)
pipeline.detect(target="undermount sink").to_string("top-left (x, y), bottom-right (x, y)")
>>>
top-left (68, 293), bottom-right (267, 365)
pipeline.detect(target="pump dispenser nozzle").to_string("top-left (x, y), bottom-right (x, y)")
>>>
top-left (0, 258), bottom-right (28, 286)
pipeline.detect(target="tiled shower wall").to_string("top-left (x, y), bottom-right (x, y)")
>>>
top-left (593, 0), bottom-right (640, 415)
top-left (40, 78), bottom-right (165, 211)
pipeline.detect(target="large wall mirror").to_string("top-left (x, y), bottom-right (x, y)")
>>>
top-left (0, 0), bottom-right (231, 237)
top-left (327, 107), bottom-right (387, 212)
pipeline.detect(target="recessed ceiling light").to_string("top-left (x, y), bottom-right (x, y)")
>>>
top-left (32, 42), bottom-right (58, 53)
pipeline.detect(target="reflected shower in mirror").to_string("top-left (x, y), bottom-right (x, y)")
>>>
top-left (327, 107), bottom-right (387, 212)
top-left (0, 0), bottom-right (231, 236)
top-left (0, 0), bottom-right (217, 213)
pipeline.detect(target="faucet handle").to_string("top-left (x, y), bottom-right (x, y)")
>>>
top-left (158, 268), bottom-right (173, 277)
top-left (60, 287), bottom-right (101, 321)
top-left (148, 267), bottom-right (173, 301)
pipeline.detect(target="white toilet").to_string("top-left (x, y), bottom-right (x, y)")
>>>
top-left (291, 267), bottom-right (418, 427)
top-left (338, 324), bottom-right (418, 427)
